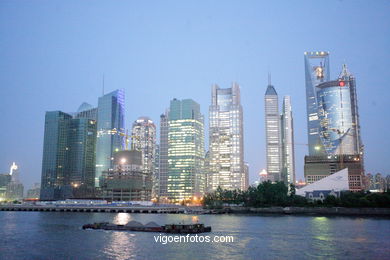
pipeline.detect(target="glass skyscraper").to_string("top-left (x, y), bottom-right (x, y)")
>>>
top-left (40, 111), bottom-right (73, 200)
top-left (68, 118), bottom-right (97, 197)
top-left (131, 116), bottom-right (157, 197)
top-left (315, 64), bottom-right (362, 156)
top-left (304, 51), bottom-right (330, 155)
top-left (264, 83), bottom-right (282, 182)
top-left (281, 96), bottom-right (295, 184)
top-left (167, 99), bottom-right (205, 202)
top-left (95, 89), bottom-right (125, 187)
top-left (209, 83), bottom-right (246, 191)
top-left (304, 54), bottom-right (364, 190)
top-left (40, 107), bottom-right (97, 200)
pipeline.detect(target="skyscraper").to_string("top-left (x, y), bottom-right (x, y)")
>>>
top-left (264, 82), bottom-right (282, 182)
top-left (167, 99), bottom-right (205, 202)
top-left (131, 116), bottom-right (157, 197)
top-left (74, 102), bottom-right (97, 120)
top-left (158, 112), bottom-right (169, 200)
top-left (40, 108), bottom-right (97, 200)
top-left (40, 111), bottom-right (73, 200)
top-left (95, 89), bottom-right (125, 187)
top-left (281, 96), bottom-right (295, 184)
top-left (68, 117), bottom-right (97, 197)
top-left (304, 54), bottom-right (364, 191)
top-left (304, 51), bottom-right (330, 155)
top-left (209, 83), bottom-right (246, 191)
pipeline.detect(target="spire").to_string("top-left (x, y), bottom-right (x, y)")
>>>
top-left (268, 72), bottom-right (272, 86)
top-left (265, 72), bottom-right (277, 95)
top-left (340, 64), bottom-right (351, 78)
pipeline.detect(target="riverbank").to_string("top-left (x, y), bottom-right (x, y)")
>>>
top-left (205, 206), bottom-right (390, 216)
top-left (1, 204), bottom-right (389, 216)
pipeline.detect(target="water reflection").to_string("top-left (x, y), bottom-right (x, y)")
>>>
top-left (306, 216), bottom-right (341, 258)
top-left (103, 231), bottom-right (136, 260)
top-left (113, 213), bottom-right (132, 225)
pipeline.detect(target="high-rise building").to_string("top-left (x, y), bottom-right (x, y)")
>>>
top-left (264, 82), bottom-right (282, 182)
top-left (304, 51), bottom-right (330, 155)
top-left (68, 118), bottom-right (97, 197)
top-left (95, 89), bottom-right (125, 187)
top-left (131, 116), bottom-right (157, 197)
top-left (303, 52), bottom-right (364, 190)
top-left (209, 83), bottom-right (246, 191)
top-left (167, 99), bottom-right (205, 202)
top-left (158, 112), bottom-right (169, 200)
top-left (281, 96), bottom-right (296, 184)
top-left (6, 162), bottom-right (24, 200)
top-left (40, 105), bottom-right (97, 200)
top-left (74, 102), bottom-right (97, 120)
top-left (0, 173), bottom-right (11, 200)
top-left (40, 111), bottom-right (73, 200)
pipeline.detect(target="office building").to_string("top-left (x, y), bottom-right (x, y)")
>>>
top-left (304, 51), bottom-right (330, 155)
top-left (0, 173), bottom-right (11, 200)
top-left (264, 82), bottom-right (282, 181)
top-left (95, 89), bottom-right (125, 187)
top-left (68, 117), bottom-right (97, 197)
top-left (167, 99), bottom-right (205, 202)
top-left (40, 111), bottom-right (73, 200)
top-left (131, 116), bottom-right (157, 196)
top-left (281, 96), bottom-right (296, 184)
top-left (40, 105), bottom-right (97, 200)
top-left (304, 57), bottom-right (364, 190)
top-left (209, 83), bottom-right (246, 191)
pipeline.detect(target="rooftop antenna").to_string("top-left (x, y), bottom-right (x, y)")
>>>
top-left (268, 72), bottom-right (272, 86)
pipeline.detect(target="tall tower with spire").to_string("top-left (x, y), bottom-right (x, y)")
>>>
top-left (264, 78), bottom-right (282, 181)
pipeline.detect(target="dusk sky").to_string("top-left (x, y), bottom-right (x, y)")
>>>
top-left (1, 0), bottom-right (389, 189)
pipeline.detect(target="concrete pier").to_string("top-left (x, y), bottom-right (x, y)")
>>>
top-left (0, 205), bottom-right (186, 214)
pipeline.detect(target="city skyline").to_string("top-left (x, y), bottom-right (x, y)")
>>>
top-left (1, 1), bottom-right (390, 190)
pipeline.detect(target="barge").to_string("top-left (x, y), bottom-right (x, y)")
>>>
top-left (82, 221), bottom-right (211, 234)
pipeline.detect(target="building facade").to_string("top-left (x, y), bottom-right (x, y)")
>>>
top-left (280, 96), bottom-right (296, 184)
top-left (131, 117), bottom-right (157, 197)
top-left (158, 112), bottom-right (169, 200)
top-left (95, 89), bottom-right (125, 188)
top-left (101, 150), bottom-right (152, 201)
top-left (68, 118), bottom-right (97, 197)
top-left (167, 99), bottom-right (205, 202)
top-left (40, 111), bottom-right (73, 200)
top-left (304, 56), bottom-right (364, 190)
top-left (264, 83), bottom-right (282, 182)
top-left (40, 106), bottom-right (97, 200)
top-left (209, 83), bottom-right (246, 191)
top-left (304, 51), bottom-right (330, 156)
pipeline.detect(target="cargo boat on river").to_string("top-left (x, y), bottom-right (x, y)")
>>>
top-left (82, 221), bottom-right (212, 234)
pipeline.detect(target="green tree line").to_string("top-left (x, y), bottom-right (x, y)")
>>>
top-left (203, 181), bottom-right (390, 208)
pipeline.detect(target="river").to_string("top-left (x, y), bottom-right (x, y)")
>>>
top-left (0, 212), bottom-right (389, 259)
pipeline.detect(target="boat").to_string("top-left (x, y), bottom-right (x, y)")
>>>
top-left (82, 221), bottom-right (211, 233)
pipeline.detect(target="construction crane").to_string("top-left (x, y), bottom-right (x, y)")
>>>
top-left (110, 129), bottom-right (140, 150)
top-left (120, 130), bottom-right (141, 150)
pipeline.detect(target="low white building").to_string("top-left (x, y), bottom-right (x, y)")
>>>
top-left (296, 168), bottom-right (349, 196)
